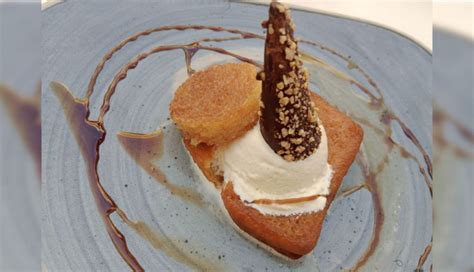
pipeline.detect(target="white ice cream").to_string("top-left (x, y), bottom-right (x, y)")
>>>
top-left (217, 123), bottom-right (333, 216)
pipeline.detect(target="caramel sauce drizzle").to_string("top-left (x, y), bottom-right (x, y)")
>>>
top-left (52, 22), bottom-right (435, 271)
top-left (336, 183), bottom-right (367, 198)
top-left (416, 240), bottom-right (432, 270)
top-left (117, 130), bottom-right (204, 206)
top-left (97, 44), bottom-right (260, 125)
top-left (248, 194), bottom-right (323, 205)
top-left (300, 42), bottom-right (433, 270)
top-left (53, 25), bottom-right (264, 271)
top-left (51, 82), bottom-right (144, 270)
top-left (350, 156), bottom-right (385, 271)
top-left (85, 25), bottom-right (263, 101)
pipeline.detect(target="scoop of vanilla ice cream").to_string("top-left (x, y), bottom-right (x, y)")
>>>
top-left (218, 123), bottom-right (333, 209)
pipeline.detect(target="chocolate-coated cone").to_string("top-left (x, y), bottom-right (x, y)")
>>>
top-left (259, 2), bottom-right (321, 161)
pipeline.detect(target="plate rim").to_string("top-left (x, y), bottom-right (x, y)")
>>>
top-left (235, 0), bottom-right (432, 54)
top-left (42, 1), bottom-right (432, 55)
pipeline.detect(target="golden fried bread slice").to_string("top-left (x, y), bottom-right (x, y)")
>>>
top-left (184, 93), bottom-right (363, 258)
top-left (183, 140), bottom-right (223, 188)
top-left (170, 63), bottom-right (261, 146)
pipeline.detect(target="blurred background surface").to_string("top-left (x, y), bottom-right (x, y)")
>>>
top-left (0, 1), bottom-right (41, 271)
top-left (433, 2), bottom-right (473, 272)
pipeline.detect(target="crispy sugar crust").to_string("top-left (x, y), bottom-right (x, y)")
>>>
top-left (170, 63), bottom-right (261, 146)
top-left (184, 92), bottom-right (363, 258)
top-left (183, 141), bottom-right (223, 188)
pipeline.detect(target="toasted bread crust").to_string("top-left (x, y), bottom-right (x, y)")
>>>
top-left (175, 63), bottom-right (364, 258)
top-left (184, 93), bottom-right (363, 258)
top-left (183, 140), bottom-right (223, 188)
top-left (221, 93), bottom-right (363, 258)
top-left (170, 63), bottom-right (261, 146)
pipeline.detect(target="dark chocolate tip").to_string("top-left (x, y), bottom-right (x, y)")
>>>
top-left (259, 2), bottom-right (322, 161)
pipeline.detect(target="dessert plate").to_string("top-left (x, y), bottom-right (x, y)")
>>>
top-left (42, 1), bottom-right (432, 271)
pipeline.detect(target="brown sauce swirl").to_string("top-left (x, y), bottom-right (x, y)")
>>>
top-left (116, 130), bottom-right (203, 206)
top-left (51, 24), bottom-right (434, 271)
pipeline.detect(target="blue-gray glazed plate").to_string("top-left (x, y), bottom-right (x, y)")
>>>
top-left (42, 1), bottom-right (432, 271)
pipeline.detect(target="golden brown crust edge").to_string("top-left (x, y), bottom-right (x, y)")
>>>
top-left (221, 92), bottom-right (363, 258)
top-left (183, 92), bottom-right (363, 259)
top-left (183, 140), bottom-right (223, 188)
top-left (170, 63), bottom-right (261, 146)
